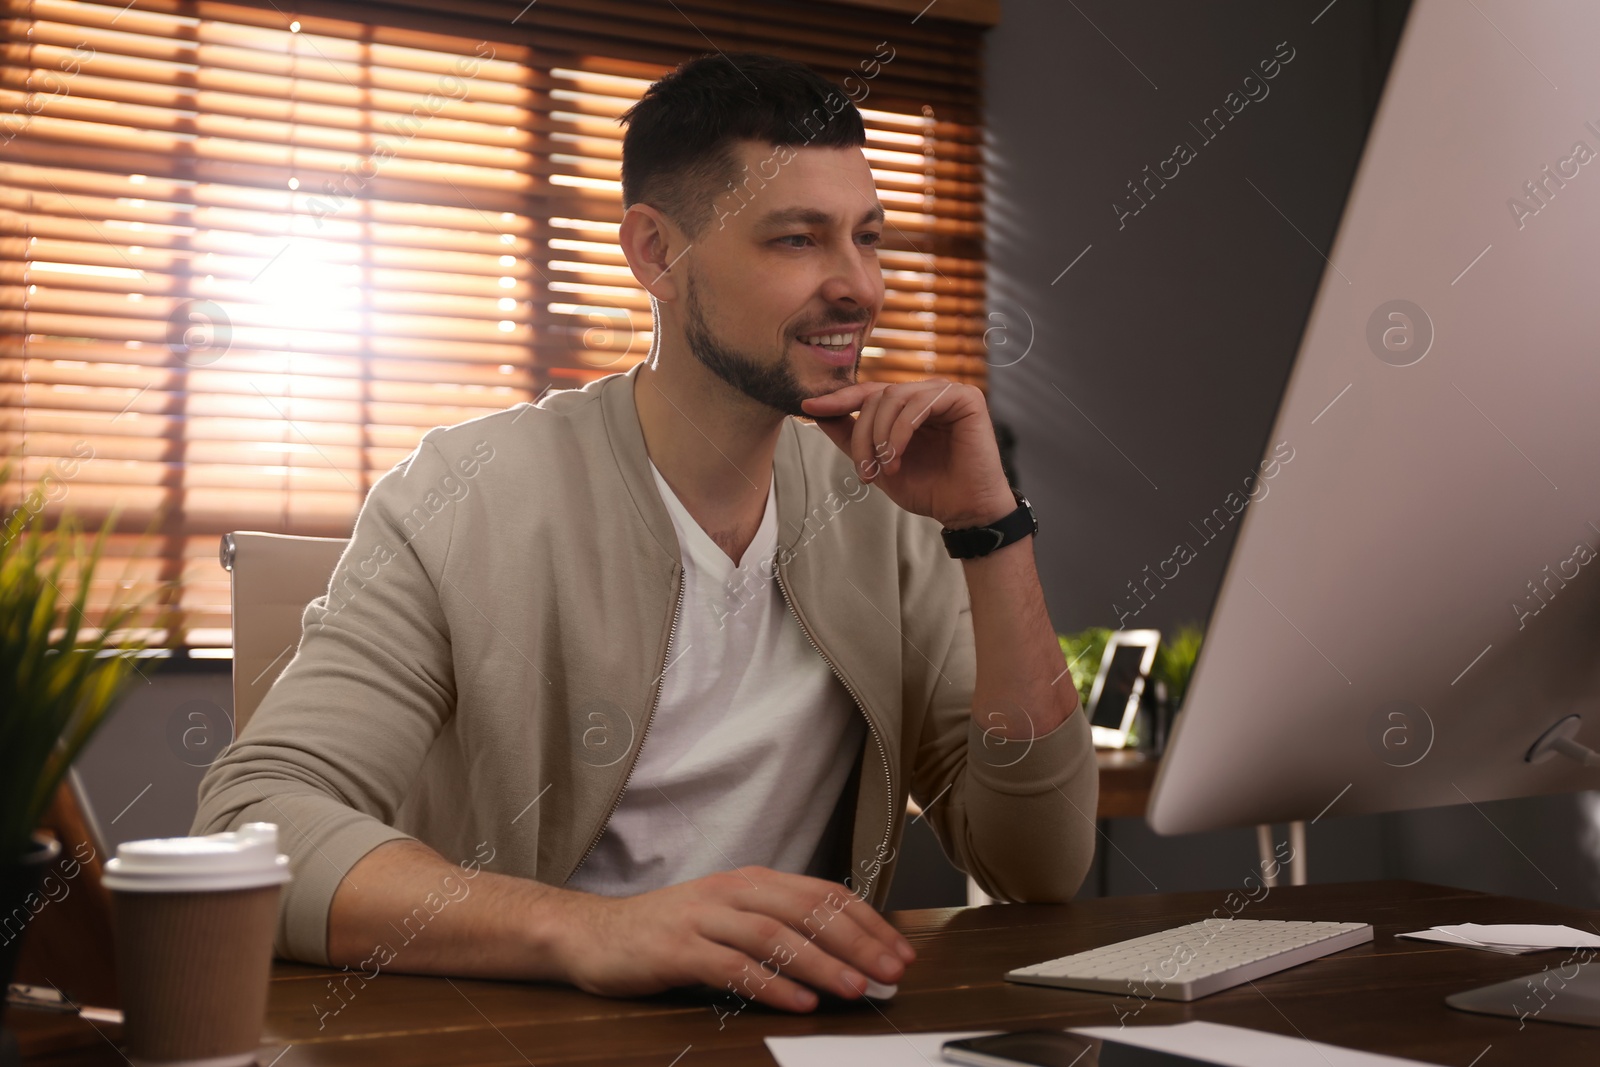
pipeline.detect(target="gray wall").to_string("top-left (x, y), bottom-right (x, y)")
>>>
top-left (984, 0), bottom-right (1600, 909)
top-left (987, 0), bottom-right (1393, 634)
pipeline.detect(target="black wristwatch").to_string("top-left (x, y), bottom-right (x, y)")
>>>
top-left (940, 487), bottom-right (1037, 559)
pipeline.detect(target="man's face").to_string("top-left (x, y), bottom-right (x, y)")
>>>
top-left (676, 141), bottom-right (886, 417)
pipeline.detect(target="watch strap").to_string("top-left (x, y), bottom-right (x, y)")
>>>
top-left (940, 487), bottom-right (1037, 559)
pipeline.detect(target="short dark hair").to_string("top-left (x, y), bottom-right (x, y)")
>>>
top-left (619, 52), bottom-right (867, 235)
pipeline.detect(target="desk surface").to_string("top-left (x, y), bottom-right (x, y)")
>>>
top-left (21, 880), bottom-right (1598, 1066)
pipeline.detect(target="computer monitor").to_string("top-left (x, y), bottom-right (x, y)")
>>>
top-left (1147, 0), bottom-right (1600, 836)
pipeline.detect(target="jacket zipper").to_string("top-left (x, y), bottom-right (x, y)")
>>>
top-left (567, 566), bottom-right (685, 879)
top-left (773, 566), bottom-right (895, 905)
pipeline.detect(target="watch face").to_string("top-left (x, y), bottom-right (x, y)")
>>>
top-left (1014, 492), bottom-right (1037, 531)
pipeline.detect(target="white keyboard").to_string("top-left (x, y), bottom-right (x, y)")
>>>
top-left (1006, 919), bottom-right (1373, 1002)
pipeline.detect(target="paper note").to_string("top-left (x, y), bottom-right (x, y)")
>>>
top-left (1398, 924), bottom-right (1600, 954)
top-left (1397, 929), bottom-right (1542, 954)
top-left (764, 1030), bottom-right (996, 1066)
top-left (1451, 924), bottom-right (1600, 949)
top-left (765, 1022), bottom-right (1445, 1067)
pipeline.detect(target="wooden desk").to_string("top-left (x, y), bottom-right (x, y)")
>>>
top-left (1094, 748), bottom-right (1158, 820)
top-left (19, 880), bottom-right (1598, 1065)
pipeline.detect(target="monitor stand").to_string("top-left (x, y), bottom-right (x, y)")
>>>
top-left (1446, 959), bottom-right (1600, 1028)
top-left (1440, 715), bottom-right (1600, 1028)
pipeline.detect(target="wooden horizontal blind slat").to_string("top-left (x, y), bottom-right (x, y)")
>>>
top-left (0, 0), bottom-right (986, 648)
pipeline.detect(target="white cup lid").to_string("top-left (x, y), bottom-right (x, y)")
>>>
top-left (102, 822), bottom-right (292, 893)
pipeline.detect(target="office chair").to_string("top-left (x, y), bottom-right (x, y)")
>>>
top-left (219, 532), bottom-right (348, 735)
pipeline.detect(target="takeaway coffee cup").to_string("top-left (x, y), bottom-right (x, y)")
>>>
top-left (102, 823), bottom-right (291, 1066)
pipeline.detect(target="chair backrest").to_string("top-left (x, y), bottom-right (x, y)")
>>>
top-left (222, 531), bottom-right (348, 735)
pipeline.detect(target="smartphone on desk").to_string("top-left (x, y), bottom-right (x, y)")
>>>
top-left (941, 1030), bottom-right (1220, 1067)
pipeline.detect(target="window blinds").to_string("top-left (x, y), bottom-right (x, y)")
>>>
top-left (0, 0), bottom-right (987, 647)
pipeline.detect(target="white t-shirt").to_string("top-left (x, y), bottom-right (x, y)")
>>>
top-left (564, 459), bottom-right (867, 896)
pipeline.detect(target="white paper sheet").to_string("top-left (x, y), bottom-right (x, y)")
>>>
top-left (1450, 923), bottom-right (1600, 949)
top-left (764, 1030), bottom-right (997, 1066)
top-left (764, 1022), bottom-right (1446, 1067)
top-left (1396, 929), bottom-right (1541, 954)
top-left (1397, 923), bottom-right (1600, 954)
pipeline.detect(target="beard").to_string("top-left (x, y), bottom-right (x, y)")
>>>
top-left (683, 269), bottom-right (860, 418)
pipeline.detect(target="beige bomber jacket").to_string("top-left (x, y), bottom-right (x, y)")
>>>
top-left (192, 360), bottom-right (1098, 964)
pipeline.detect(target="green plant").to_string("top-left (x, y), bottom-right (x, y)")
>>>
top-left (1151, 623), bottom-right (1204, 710)
top-left (0, 466), bottom-right (158, 858)
top-left (1057, 623), bottom-right (1205, 713)
top-left (1057, 626), bottom-right (1111, 709)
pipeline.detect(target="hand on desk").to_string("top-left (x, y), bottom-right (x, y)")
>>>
top-left (328, 843), bottom-right (914, 1014)
top-left (557, 865), bottom-right (915, 1013)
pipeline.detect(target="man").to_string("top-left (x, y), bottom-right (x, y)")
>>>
top-left (193, 52), bottom-right (1096, 1016)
